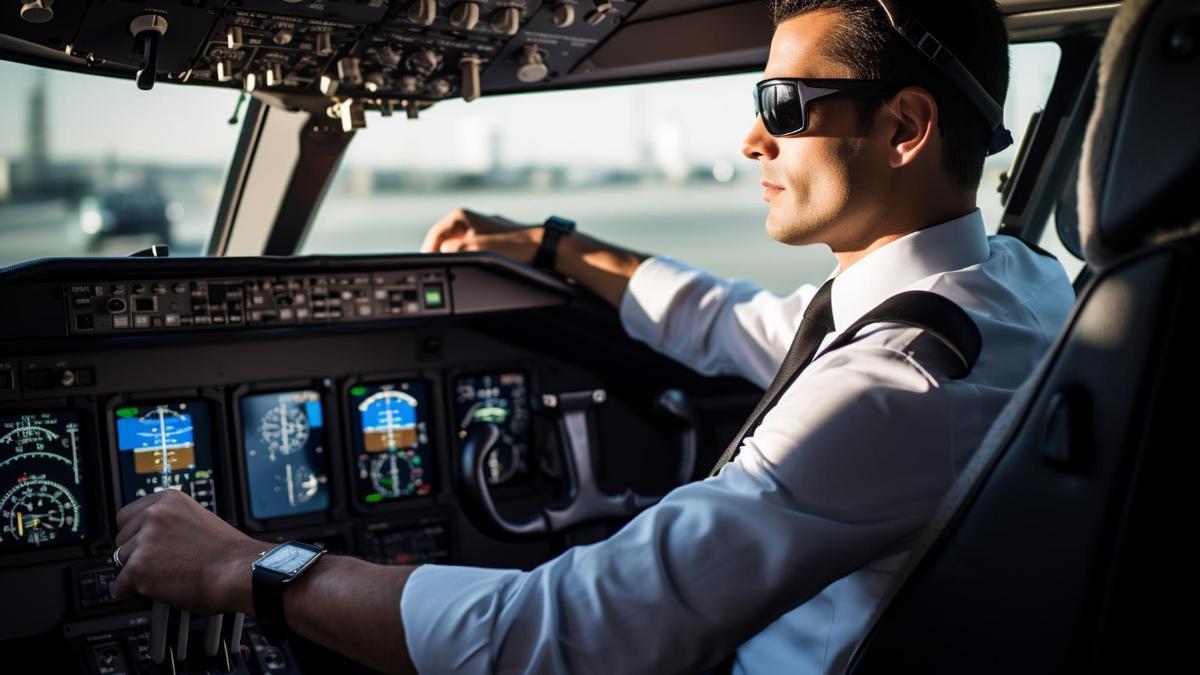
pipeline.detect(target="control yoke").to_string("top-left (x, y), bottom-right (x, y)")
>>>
top-left (456, 388), bottom-right (697, 540)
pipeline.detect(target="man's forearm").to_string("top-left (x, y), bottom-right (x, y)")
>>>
top-left (222, 547), bottom-right (418, 674)
top-left (551, 229), bottom-right (648, 307)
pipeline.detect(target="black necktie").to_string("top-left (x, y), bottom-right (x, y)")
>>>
top-left (709, 277), bottom-right (837, 475)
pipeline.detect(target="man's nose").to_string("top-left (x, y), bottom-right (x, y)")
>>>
top-left (741, 116), bottom-right (778, 161)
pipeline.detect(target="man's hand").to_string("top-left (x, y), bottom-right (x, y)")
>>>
top-left (112, 489), bottom-right (260, 615)
top-left (419, 208), bottom-right (543, 264)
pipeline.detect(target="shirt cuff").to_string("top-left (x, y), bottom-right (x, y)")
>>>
top-left (618, 255), bottom-right (703, 346)
top-left (401, 563), bottom-right (525, 674)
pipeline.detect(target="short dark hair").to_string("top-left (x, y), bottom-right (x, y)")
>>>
top-left (768, 0), bottom-right (1010, 190)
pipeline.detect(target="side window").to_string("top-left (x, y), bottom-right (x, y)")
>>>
top-left (306, 43), bottom-right (1064, 293)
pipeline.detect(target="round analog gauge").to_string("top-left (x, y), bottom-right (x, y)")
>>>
top-left (259, 403), bottom-right (310, 459)
top-left (1, 479), bottom-right (81, 547)
top-left (368, 452), bottom-right (425, 497)
top-left (0, 418), bottom-right (66, 454)
top-left (280, 462), bottom-right (325, 507)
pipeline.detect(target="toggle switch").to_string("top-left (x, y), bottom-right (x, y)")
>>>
top-left (449, 2), bottom-right (481, 30)
top-left (407, 0), bottom-right (437, 26)
top-left (490, 6), bottom-right (521, 36)
top-left (459, 53), bottom-right (481, 102)
top-left (552, 2), bottom-right (577, 28)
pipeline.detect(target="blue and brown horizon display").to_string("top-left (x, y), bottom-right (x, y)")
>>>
top-left (114, 401), bottom-right (217, 513)
top-left (348, 380), bottom-right (434, 504)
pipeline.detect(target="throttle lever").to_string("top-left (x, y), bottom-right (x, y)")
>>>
top-left (129, 14), bottom-right (168, 91)
top-left (150, 600), bottom-right (169, 664)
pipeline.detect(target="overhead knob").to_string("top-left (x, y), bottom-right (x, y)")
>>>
top-left (243, 72), bottom-right (257, 92)
top-left (19, 1), bottom-right (54, 24)
top-left (516, 44), bottom-right (548, 83)
top-left (365, 73), bottom-right (387, 92)
top-left (407, 49), bottom-right (440, 76)
top-left (490, 7), bottom-right (521, 36)
top-left (338, 57), bottom-right (363, 86)
top-left (378, 45), bottom-right (402, 68)
top-left (552, 2), bottom-right (576, 28)
top-left (400, 75), bottom-right (421, 94)
top-left (449, 2), bottom-right (481, 31)
top-left (407, 0), bottom-right (437, 26)
top-left (225, 25), bottom-right (243, 49)
top-left (273, 27), bottom-right (294, 46)
top-left (585, 0), bottom-right (614, 26)
top-left (427, 78), bottom-right (451, 98)
top-left (459, 53), bottom-right (481, 102)
top-left (264, 63), bottom-right (283, 87)
top-left (314, 32), bottom-right (333, 56)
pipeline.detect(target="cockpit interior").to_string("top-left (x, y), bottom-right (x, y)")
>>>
top-left (1, 0), bottom-right (1196, 673)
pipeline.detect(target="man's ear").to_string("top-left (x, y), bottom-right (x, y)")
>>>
top-left (880, 86), bottom-right (939, 169)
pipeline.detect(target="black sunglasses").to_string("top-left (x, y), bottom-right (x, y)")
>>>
top-left (753, 78), bottom-right (901, 136)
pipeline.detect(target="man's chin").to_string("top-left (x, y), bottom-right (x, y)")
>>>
top-left (764, 210), bottom-right (820, 246)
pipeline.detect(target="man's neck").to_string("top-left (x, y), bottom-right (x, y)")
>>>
top-left (832, 198), bottom-right (977, 275)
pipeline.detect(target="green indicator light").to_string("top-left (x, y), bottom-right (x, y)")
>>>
top-left (115, 407), bottom-right (139, 418)
top-left (364, 493), bottom-right (383, 503)
top-left (423, 287), bottom-right (444, 307)
top-left (412, 456), bottom-right (421, 466)
top-left (350, 386), bottom-right (367, 397)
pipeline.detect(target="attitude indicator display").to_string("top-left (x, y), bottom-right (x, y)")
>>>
top-left (453, 372), bottom-right (530, 485)
top-left (0, 411), bottom-right (87, 553)
top-left (241, 390), bottom-right (329, 520)
top-left (348, 380), bottom-right (434, 504)
top-left (114, 401), bottom-right (217, 513)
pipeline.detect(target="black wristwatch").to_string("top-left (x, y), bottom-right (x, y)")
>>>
top-left (251, 540), bottom-right (326, 645)
top-left (533, 216), bottom-right (576, 272)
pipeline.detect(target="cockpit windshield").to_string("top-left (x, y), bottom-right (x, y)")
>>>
top-left (0, 61), bottom-right (242, 266)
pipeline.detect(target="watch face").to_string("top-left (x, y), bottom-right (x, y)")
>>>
top-left (258, 543), bottom-right (321, 576)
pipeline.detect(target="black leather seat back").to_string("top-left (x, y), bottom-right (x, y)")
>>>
top-left (846, 0), bottom-right (1200, 672)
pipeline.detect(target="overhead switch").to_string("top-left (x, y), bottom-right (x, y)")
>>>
top-left (552, 2), bottom-right (576, 28)
top-left (459, 53), bottom-right (481, 102)
top-left (517, 44), bottom-right (549, 83)
top-left (449, 2), bottom-right (481, 31)
top-left (491, 7), bottom-right (521, 36)
top-left (407, 0), bottom-right (437, 26)
top-left (20, 1), bottom-right (54, 24)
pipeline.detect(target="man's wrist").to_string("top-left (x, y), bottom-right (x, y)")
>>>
top-left (218, 540), bottom-right (264, 614)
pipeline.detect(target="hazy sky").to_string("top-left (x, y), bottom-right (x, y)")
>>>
top-left (0, 42), bottom-right (1059, 171)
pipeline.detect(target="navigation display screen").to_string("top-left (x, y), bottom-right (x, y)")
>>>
top-left (114, 401), bottom-right (217, 513)
top-left (347, 380), bottom-right (434, 504)
top-left (240, 390), bottom-right (329, 521)
top-left (0, 411), bottom-right (88, 553)
top-left (453, 372), bottom-right (530, 485)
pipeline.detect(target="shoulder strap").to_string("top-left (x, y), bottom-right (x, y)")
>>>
top-left (819, 290), bottom-right (981, 379)
top-left (710, 291), bottom-right (982, 477)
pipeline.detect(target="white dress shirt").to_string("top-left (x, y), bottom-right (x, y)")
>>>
top-left (401, 209), bottom-right (1076, 674)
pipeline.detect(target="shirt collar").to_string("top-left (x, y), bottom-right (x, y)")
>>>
top-left (827, 209), bottom-right (991, 332)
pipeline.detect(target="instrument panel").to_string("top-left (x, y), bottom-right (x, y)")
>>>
top-left (113, 401), bottom-right (219, 512)
top-left (239, 388), bottom-right (331, 521)
top-left (348, 379), bottom-right (436, 504)
top-left (0, 411), bottom-right (87, 553)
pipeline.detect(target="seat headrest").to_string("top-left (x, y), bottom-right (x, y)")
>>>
top-left (1078, 0), bottom-right (1200, 268)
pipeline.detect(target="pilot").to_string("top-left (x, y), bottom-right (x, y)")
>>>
top-left (111, 1), bottom-right (1075, 673)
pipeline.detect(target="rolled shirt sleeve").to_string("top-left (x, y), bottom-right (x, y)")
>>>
top-left (400, 337), bottom-right (961, 674)
top-left (618, 256), bottom-right (823, 389)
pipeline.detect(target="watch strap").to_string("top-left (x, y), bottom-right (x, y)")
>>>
top-left (252, 564), bottom-right (289, 645)
top-left (534, 216), bottom-right (575, 272)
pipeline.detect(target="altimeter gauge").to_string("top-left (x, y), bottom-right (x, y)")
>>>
top-left (1, 478), bottom-right (81, 547)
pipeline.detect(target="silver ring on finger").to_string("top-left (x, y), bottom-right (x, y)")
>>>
top-left (112, 545), bottom-right (124, 569)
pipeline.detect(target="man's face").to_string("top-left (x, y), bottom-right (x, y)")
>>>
top-left (742, 10), bottom-right (888, 248)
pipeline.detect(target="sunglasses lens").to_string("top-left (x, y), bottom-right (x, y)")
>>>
top-left (759, 82), bottom-right (804, 135)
